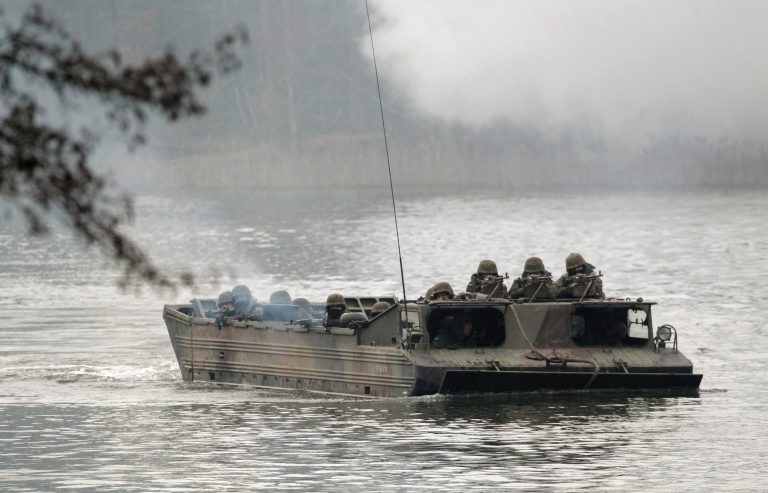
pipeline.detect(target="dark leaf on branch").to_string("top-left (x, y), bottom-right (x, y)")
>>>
top-left (0, 4), bottom-right (247, 291)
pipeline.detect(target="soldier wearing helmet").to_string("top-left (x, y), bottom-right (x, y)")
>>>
top-left (292, 297), bottom-right (314, 319)
top-left (231, 284), bottom-right (260, 319)
top-left (554, 253), bottom-right (605, 299)
top-left (423, 286), bottom-right (435, 302)
top-left (217, 290), bottom-right (236, 316)
top-left (324, 293), bottom-right (347, 328)
top-left (431, 314), bottom-right (478, 349)
top-left (430, 282), bottom-right (455, 301)
top-left (370, 301), bottom-right (391, 318)
top-left (269, 290), bottom-right (292, 304)
top-left (466, 259), bottom-right (508, 298)
top-left (508, 257), bottom-right (555, 300)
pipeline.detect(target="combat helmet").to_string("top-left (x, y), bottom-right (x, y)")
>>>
top-left (431, 281), bottom-right (454, 299)
top-left (477, 259), bottom-right (498, 275)
top-left (370, 301), bottom-right (391, 317)
top-left (425, 286), bottom-right (434, 300)
top-left (217, 290), bottom-right (234, 307)
top-left (232, 284), bottom-right (254, 303)
top-left (269, 290), bottom-right (292, 304)
top-left (326, 293), bottom-right (346, 309)
top-left (292, 297), bottom-right (313, 317)
top-left (565, 253), bottom-right (587, 272)
top-left (523, 256), bottom-right (546, 275)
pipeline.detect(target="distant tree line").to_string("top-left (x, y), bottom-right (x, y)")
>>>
top-left (45, 0), bottom-right (768, 192)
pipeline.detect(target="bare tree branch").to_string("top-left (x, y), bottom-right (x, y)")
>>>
top-left (0, 4), bottom-right (247, 290)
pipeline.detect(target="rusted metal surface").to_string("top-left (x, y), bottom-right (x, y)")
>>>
top-left (164, 305), bottom-right (414, 397)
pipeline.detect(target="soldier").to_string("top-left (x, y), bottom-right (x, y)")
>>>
top-left (217, 291), bottom-right (236, 316)
top-left (292, 298), bottom-right (314, 319)
top-left (554, 253), bottom-right (605, 299)
top-left (430, 282), bottom-right (455, 301)
top-left (269, 290), bottom-right (292, 304)
top-left (508, 257), bottom-right (555, 300)
top-left (432, 316), bottom-right (477, 350)
top-left (466, 259), bottom-right (508, 298)
top-left (324, 293), bottom-right (347, 328)
top-left (370, 301), bottom-right (391, 318)
top-left (423, 286), bottom-right (434, 302)
top-left (232, 284), bottom-right (260, 319)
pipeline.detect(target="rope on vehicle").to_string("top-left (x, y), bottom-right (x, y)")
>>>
top-left (508, 304), bottom-right (601, 389)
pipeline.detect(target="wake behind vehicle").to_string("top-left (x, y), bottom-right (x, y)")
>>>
top-left (163, 294), bottom-right (702, 397)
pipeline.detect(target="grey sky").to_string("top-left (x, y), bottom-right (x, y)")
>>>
top-left (368, 0), bottom-right (768, 141)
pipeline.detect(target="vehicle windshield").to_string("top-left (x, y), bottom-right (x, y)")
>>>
top-left (427, 307), bottom-right (505, 348)
top-left (571, 306), bottom-right (650, 347)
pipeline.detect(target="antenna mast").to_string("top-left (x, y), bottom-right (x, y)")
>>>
top-left (365, 0), bottom-right (407, 304)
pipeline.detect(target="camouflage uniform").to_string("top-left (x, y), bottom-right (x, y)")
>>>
top-left (508, 257), bottom-right (555, 299)
top-left (324, 293), bottom-right (347, 328)
top-left (217, 290), bottom-right (236, 317)
top-left (432, 315), bottom-right (477, 350)
top-left (554, 253), bottom-right (605, 299)
top-left (466, 259), bottom-right (508, 298)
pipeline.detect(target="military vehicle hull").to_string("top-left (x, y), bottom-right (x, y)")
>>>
top-left (163, 298), bottom-right (702, 398)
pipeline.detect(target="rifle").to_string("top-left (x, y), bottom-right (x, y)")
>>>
top-left (571, 272), bottom-right (603, 302)
top-left (571, 272), bottom-right (602, 283)
top-left (524, 274), bottom-right (554, 303)
top-left (526, 274), bottom-right (553, 285)
top-left (480, 273), bottom-right (509, 298)
top-left (215, 309), bottom-right (234, 330)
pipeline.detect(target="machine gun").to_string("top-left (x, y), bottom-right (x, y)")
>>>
top-left (571, 272), bottom-right (601, 283)
top-left (214, 309), bottom-right (235, 330)
top-left (523, 274), bottom-right (554, 302)
top-left (525, 273), bottom-right (553, 285)
top-left (478, 273), bottom-right (509, 298)
top-left (570, 272), bottom-right (603, 301)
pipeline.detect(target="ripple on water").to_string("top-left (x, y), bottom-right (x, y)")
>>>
top-left (1, 189), bottom-right (768, 490)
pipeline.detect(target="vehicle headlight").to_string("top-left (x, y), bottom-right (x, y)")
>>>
top-left (656, 325), bottom-right (673, 341)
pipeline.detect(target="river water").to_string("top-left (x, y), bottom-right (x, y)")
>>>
top-left (1, 187), bottom-right (766, 491)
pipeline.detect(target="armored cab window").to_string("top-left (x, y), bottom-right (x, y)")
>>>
top-left (571, 305), bottom-right (651, 347)
top-left (427, 307), bottom-right (505, 348)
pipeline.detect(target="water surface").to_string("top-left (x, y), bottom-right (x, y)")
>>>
top-left (1, 187), bottom-right (766, 491)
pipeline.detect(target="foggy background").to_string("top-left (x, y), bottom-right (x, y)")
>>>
top-left (2, 6), bottom-right (767, 490)
top-left (17, 0), bottom-right (768, 194)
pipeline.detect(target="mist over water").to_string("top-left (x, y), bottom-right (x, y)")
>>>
top-left (8, 0), bottom-right (765, 191)
top-left (1, 187), bottom-right (767, 491)
top-left (2, 1), bottom-right (767, 490)
top-left (369, 0), bottom-right (768, 139)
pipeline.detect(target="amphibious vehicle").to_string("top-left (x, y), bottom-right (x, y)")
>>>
top-left (163, 295), bottom-right (702, 397)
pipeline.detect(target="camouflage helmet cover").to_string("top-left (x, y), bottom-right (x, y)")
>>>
top-left (425, 286), bottom-right (434, 299)
top-left (231, 284), bottom-right (253, 301)
top-left (292, 297), bottom-right (313, 317)
top-left (370, 301), bottom-right (391, 316)
top-left (292, 297), bottom-right (311, 309)
top-left (269, 290), bottom-right (292, 304)
top-left (218, 290), bottom-right (234, 306)
top-left (565, 253), bottom-right (587, 271)
top-left (326, 293), bottom-right (346, 308)
top-left (431, 281), bottom-right (454, 298)
top-left (523, 256), bottom-right (546, 274)
top-left (477, 259), bottom-right (498, 275)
